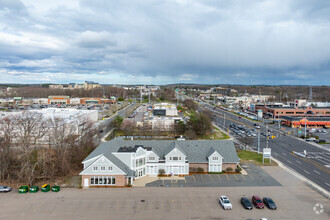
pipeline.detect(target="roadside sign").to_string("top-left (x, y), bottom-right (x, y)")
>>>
top-left (263, 148), bottom-right (271, 164)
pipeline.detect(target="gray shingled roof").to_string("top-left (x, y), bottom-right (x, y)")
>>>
top-left (82, 138), bottom-right (239, 175)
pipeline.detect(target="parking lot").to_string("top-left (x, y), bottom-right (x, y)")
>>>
top-left (146, 164), bottom-right (281, 187)
top-left (0, 166), bottom-right (329, 220)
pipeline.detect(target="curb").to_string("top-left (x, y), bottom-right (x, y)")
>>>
top-left (272, 157), bottom-right (330, 200)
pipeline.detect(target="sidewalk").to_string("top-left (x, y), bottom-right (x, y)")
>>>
top-left (133, 175), bottom-right (185, 187)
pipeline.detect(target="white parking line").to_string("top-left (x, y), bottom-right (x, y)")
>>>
top-left (313, 170), bottom-right (320, 174)
top-left (326, 183), bottom-right (330, 187)
top-left (303, 170), bottom-right (310, 174)
top-left (296, 160), bottom-right (302, 164)
top-left (287, 160), bottom-right (292, 164)
top-left (282, 152), bottom-right (286, 156)
top-left (274, 152), bottom-right (278, 156)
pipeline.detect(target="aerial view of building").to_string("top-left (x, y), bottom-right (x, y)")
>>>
top-left (80, 138), bottom-right (239, 187)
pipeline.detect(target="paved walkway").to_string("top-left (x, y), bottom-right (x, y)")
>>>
top-left (134, 175), bottom-right (185, 187)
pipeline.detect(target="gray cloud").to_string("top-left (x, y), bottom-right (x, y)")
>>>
top-left (0, 0), bottom-right (329, 85)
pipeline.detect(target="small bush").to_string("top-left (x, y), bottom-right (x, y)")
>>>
top-left (158, 169), bottom-right (166, 175)
top-left (197, 167), bottom-right (204, 173)
top-left (235, 166), bottom-right (242, 173)
top-left (225, 167), bottom-right (233, 172)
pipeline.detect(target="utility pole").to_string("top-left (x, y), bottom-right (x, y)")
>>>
top-left (304, 118), bottom-right (307, 138)
top-left (266, 124), bottom-right (269, 148)
top-left (148, 87), bottom-right (150, 104)
top-left (140, 85), bottom-right (142, 104)
top-left (223, 113), bottom-right (226, 131)
top-left (257, 128), bottom-right (260, 154)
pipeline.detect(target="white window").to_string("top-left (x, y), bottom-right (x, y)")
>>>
top-left (108, 166), bottom-right (113, 171)
top-left (173, 157), bottom-right (178, 161)
top-left (213, 157), bottom-right (218, 161)
top-left (101, 166), bottom-right (105, 171)
top-left (170, 157), bottom-right (172, 160)
top-left (90, 176), bottom-right (116, 185)
top-left (179, 157), bottom-right (181, 160)
top-left (93, 166), bottom-right (98, 171)
top-left (149, 156), bottom-right (155, 161)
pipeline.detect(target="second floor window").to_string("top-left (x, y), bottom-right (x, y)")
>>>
top-left (93, 166), bottom-right (98, 171)
top-left (101, 166), bottom-right (105, 171)
top-left (213, 157), bottom-right (219, 161)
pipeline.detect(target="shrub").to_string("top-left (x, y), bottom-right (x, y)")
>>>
top-left (197, 167), bottom-right (204, 173)
top-left (158, 169), bottom-right (166, 176)
top-left (225, 167), bottom-right (233, 172)
top-left (235, 166), bottom-right (242, 173)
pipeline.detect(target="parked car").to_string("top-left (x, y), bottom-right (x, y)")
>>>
top-left (0, 185), bottom-right (12, 192)
top-left (241, 197), bottom-right (253, 209)
top-left (306, 137), bottom-right (316, 142)
top-left (263, 197), bottom-right (277, 210)
top-left (219, 195), bottom-right (233, 210)
top-left (252, 195), bottom-right (264, 209)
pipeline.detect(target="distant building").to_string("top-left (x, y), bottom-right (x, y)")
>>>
top-left (84, 81), bottom-right (102, 90)
top-left (48, 96), bottom-right (71, 104)
top-left (49, 84), bottom-right (64, 89)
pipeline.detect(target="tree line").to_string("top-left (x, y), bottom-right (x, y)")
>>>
top-left (0, 112), bottom-right (97, 185)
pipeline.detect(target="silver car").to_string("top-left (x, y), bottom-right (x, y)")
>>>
top-left (0, 185), bottom-right (12, 192)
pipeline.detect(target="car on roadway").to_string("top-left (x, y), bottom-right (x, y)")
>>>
top-left (252, 195), bottom-right (264, 209)
top-left (219, 195), bottom-right (233, 210)
top-left (263, 197), bottom-right (277, 210)
top-left (241, 197), bottom-right (253, 209)
top-left (306, 137), bottom-right (316, 142)
top-left (0, 185), bottom-right (12, 192)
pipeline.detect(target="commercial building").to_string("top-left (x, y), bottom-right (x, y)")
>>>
top-left (48, 96), bottom-right (71, 105)
top-left (80, 98), bottom-right (112, 105)
top-left (282, 116), bottom-right (330, 128)
top-left (49, 85), bottom-right (64, 89)
top-left (258, 106), bottom-right (330, 118)
top-left (80, 139), bottom-right (239, 188)
top-left (83, 81), bottom-right (102, 90)
top-left (153, 103), bottom-right (178, 116)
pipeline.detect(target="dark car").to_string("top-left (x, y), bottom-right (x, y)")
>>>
top-left (252, 195), bottom-right (264, 209)
top-left (263, 197), bottom-right (277, 210)
top-left (241, 197), bottom-right (253, 210)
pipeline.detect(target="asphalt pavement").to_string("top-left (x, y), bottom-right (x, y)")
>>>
top-left (200, 102), bottom-right (330, 193)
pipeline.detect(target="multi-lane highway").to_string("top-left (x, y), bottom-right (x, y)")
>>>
top-left (201, 102), bottom-right (330, 192)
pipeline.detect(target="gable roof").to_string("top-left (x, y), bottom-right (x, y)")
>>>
top-left (83, 138), bottom-right (239, 166)
top-left (164, 142), bottom-right (186, 156)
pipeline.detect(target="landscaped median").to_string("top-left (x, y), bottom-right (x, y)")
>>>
top-left (237, 149), bottom-right (278, 166)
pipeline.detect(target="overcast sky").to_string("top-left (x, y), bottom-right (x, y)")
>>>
top-left (0, 0), bottom-right (330, 85)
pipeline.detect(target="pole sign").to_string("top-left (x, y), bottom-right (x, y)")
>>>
top-left (263, 148), bottom-right (271, 164)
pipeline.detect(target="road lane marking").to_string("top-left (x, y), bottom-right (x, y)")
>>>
top-left (296, 160), bottom-right (302, 164)
top-left (303, 170), bottom-right (310, 174)
top-left (313, 170), bottom-right (320, 174)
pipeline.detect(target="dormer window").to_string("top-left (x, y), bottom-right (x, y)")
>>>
top-left (149, 157), bottom-right (155, 161)
top-left (213, 157), bottom-right (219, 161)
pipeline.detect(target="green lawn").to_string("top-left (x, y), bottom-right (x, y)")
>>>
top-left (237, 149), bottom-right (277, 166)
